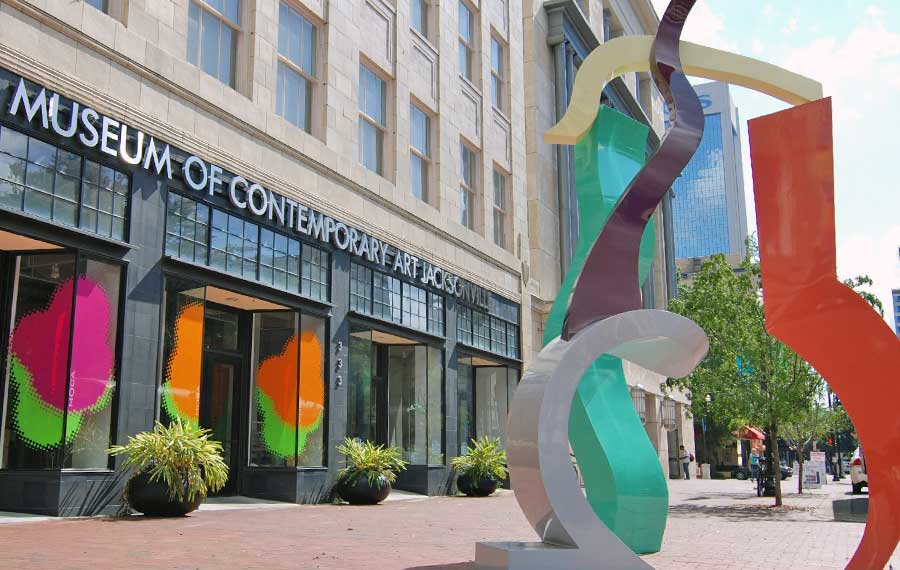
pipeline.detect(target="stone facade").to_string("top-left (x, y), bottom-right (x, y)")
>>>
top-left (0, 0), bottom-right (528, 328)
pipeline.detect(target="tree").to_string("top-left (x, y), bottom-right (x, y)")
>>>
top-left (667, 240), bottom-right (822, 506)
top-left (780, 405), bottom-right (829, 494)
top-left (842, 275), bottom-right (884, 317)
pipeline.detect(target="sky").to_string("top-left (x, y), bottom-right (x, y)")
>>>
top-left (650, 0), bottom-right (900, 324)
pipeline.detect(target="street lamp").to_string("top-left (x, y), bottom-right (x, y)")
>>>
top-left (662, 397), bottom-right (677, 432)
top-left (631, 385), bottom-right (647, 425)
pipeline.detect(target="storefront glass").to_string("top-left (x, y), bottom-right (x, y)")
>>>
top-left (0, 124), bottom-right (130, 241)
top-left (456, 293), bottom-right (520, 360)
top-left (249, 312), bottom-right (326, 467)
top-left (165, 193), bottom-right (330, 303)
top-left (1, 252), bottom-right (122, 469)
top-left (456, 356), bottom-right (518, 455)
top-left (347, 325), bottom-right (443, 465)
top-left (349, 262), bottom-right (444, 336)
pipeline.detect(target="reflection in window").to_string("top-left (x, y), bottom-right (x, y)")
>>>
top-left (187, 0), bottom-right (240, 87)
top-left (350, 263), bottom-right (373, 314)
top-left (350, 263), bottom-right (444, 335)
top-left (0, 125), bottom-right (129, 241)
top-left (412, 0), bottom-right (429, 38)
top-left (250, 312), bottom-right (326, 467)
top-left (456, 295), bottom-right (520, 359)
top-left (402, 283), bottom-right (427, 331)
top-left (387, 345), bottom-right (443, 464)
top-left (166, 194), bottom-right (330, 301)
top-left (492, 168), bottom-right (508, 249)
top-left (359, 64), bottom-right (386, 175)
top-left (211, 209), bottom-right (259, 279)
top-left (373, 271), bottom-right (402, 323)
top-left (458, 1), bottom-right (475, 81)
top-left (490, 36), bottom-right (505, 111)
top-left (165, 193), bottom-right (210, 264)
top-left (672, 113), bottom-right (731, 258)
top-left (427, 292), bottom-right (444, 336)
top-left (410, 103), bottom-right (431, 202)
top-left (277, 1), bottom-right (317, 132)
top-left (301, 244), bottom-right (329, 302)
top-left (85, 0), bottom-right (109, 13)
top-left (1, 253), bottom-right (121, 469)
top-left (460, 141), bottom-right (478, 230)
top-left (457, 360), bottom-right (519, 454)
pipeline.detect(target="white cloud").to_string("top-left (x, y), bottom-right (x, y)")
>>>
top-left (837, 225), bottom-right (900, 325)
top-left (751, 38), bottom-right (765, 54)
top-left (780, 15), bottom-right (900, 121)
top-left (650, 0), bottom-right (737, 53)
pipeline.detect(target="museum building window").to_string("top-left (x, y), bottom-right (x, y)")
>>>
top-left (276, 1), bottom-right (319, 134)
top-left (1, 252), bottom-right (123, 469)
top-left (187, 0), bottom-right (241, 89)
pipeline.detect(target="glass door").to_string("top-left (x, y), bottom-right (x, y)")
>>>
top-left (201, 353), bottom-right (241, 494)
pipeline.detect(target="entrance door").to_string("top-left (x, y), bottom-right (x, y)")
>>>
top-left (201, 353), bottom-right (242, 495)
top-left (667, 429), bottom-right (681, 479)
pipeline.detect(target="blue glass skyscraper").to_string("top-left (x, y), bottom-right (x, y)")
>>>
top-left (892, 288), bottom-right (900, 337)
top-left (671, 82), bottom-right (748, 260)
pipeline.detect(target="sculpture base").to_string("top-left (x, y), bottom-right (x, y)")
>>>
top-left (476, 541), bottom-right (651, 570)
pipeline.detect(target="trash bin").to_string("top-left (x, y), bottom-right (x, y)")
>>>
top-left (701, 463), bottom-right (711, 479)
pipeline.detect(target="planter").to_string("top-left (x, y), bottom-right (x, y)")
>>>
top-left (335, 475), bottom-right (392, 505)
top-left (457, 473), bottom-right (499, 497)
top-left (126, 471), bottom-right (204, 517)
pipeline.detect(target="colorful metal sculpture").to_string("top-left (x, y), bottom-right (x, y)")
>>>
top-left (749, 98), bottom-right (900, 570)
top-left (481, 0), bottom-right (900, 568)
top-left (478, 2), bottom-right (708, 567)
top-left (543, 106), bottom-right (668, 554)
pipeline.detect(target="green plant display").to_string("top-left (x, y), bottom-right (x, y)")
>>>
top-left (336, 438), bottom-right (408, 488)
top-left (109, 419), bottom-right (229, 502)
top-left (452, 436), bottom-right (508, 481)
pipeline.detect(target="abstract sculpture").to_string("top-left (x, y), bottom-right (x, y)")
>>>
top-left (478, 1), bottom-right (900, 569)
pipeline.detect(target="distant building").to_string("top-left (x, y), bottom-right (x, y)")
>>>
top-left (671, 81), bottom-right (749, 261)
top-left (893, 289), bottom-right (900, 337)
top-left (676, 253), bottom-right (745, 287)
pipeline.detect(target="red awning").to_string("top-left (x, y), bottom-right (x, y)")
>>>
top-left (733, 426), bottom-right (766, 440)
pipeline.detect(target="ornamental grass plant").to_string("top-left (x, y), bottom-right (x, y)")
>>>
top-left (336, 438), bottom-right (408, 488)
top-left (452, 436), bottom-right (508, 481)
top-left (109, 419), bottom-right (229, 502)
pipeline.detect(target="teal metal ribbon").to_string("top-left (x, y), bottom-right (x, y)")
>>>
top-left (542, 105), bottom-right (668, 554)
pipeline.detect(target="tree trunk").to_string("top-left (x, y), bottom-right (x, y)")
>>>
top-left (771, 425), bottom-right (783, 507)
top-left (797, 458), bottom-right (804, 494)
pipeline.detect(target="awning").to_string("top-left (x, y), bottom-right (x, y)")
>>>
top-left (733, 426), bottom-right (766, 440)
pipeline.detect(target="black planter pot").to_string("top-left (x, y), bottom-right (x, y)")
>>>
top-left (457, 473), bottom-right (499, 497)
top-left (126, 471), bottom-right (204, 517)
top-left (335, 475), bottom-right (392, 505)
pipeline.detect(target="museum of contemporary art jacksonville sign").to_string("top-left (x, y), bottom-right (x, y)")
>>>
top-left (7, 76), bottom-right (490, 308)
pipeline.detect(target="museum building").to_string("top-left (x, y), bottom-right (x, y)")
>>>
top-left (0, 0), bottom-right (528, 515)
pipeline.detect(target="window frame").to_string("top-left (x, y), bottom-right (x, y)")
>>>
top-left (276, 0), bottom-right (321, 136)
top-left (411, 0), bottom-right (432, 42)
top-left (490, 32), bottom-right (508, 114)
top-left (409, 101), bottom-right (433, 204)
top-left (358, 61), bottom-right (390, 177)
top-left (492, 166), bottom-right (509, 249)
top-left (187, 0), bottom-right (243, 90)
top-left (459, 139), bottom-right (479, 231)
top-left (458, 1), bottom-right (478, 83)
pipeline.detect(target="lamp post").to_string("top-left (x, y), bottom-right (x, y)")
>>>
top-left (702, 394), bottom-right (712, 466)
top-left (631, 385), bottom-right (647, 425)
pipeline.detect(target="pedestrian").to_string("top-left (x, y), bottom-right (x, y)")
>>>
top-left (679, 445), bottom-right (691, 480)
top-left (750, 448), bottom-right (760, 482)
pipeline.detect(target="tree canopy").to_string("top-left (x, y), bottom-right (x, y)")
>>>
top-left (666, 242), bottom-right (822, 505)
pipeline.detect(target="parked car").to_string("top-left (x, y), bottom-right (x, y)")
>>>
top-left (729, 463), bottom-right (792, 480)
top-left (850, 447), bottom-right (868, 494)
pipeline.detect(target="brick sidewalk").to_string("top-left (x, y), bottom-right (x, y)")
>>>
top-left (0, 479), bottom-right (897, 570)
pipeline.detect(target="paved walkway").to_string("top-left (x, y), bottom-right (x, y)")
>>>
top-left (0, 478), bottom-right (897, 570)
